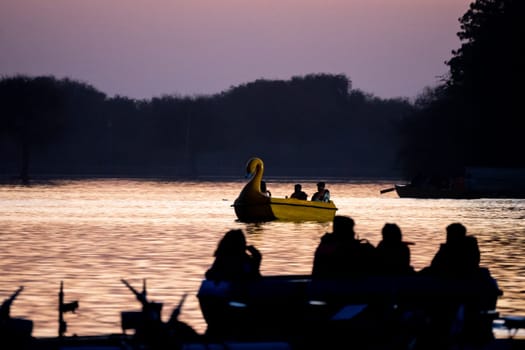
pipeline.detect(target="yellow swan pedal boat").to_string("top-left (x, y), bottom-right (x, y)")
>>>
top-left (232, 157), bottom-right (338, 223)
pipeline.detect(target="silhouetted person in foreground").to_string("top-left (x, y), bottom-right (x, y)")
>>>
top-left (308, 216), bottom-right (381, 349)
top-left (312, 215), bottom-right (376, 278)
top-left (311, 181), bottom-right (330, 202)
top-left (290, 183), bottom-right (308, 200)
top-left (205, 229), bottom-right (262, 282)
top-left (376, 223), bottom-right (414, 275)
top-left (423, 222), bottom-right (480, 278)
top-left (417, 223), bottom-right (499, 349)
top-left (201, 229), bottom-right (262, 340)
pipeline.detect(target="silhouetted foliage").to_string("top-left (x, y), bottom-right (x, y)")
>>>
top-left (0, 75), bottom-right (66, 182)
top-left (0, 73), bottom-right (413, 179)
top-left (447, 0), bottom-right (524, 168)
top-left (53, 78), bottom-right (107, 171)
top-left (400, 0), bottom-right (524, 179)
top-left (4, 1), bottom-right (522, 181)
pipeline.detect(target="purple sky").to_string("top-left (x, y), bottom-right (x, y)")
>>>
top-left (1, 0), bottom-right (472, 100)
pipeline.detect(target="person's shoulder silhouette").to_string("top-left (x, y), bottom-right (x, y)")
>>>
top-left (205, 229), bottom-right (262, 281)
top-left (290, 183), bottom-right (307, 200)
top-left (425, 222), bottom-right (480, 278)
top-left (312, 215), bottom-right (375, 278)
top-left (376, 223), bottom-right (414, 275)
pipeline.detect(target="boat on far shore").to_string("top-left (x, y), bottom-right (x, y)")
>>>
top-left (393, 183), bottom-right (481, 199)
top-left (381, 167), bottom-right (525, 199)
top-left (232, 157), bottom-right (338, 223)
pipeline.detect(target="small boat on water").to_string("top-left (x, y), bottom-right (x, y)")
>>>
top-left (381, 167), bottom-right (525, 199)
top-left (232, 157), bottom-right (337, 223)
top-left (393, 183), bottom-right (480, 199)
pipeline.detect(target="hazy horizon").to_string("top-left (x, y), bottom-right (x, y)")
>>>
top-left (1, 0), bottom-right (471, 100)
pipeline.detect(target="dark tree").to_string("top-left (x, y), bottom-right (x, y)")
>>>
top-left (1, 73), bottom-right (413, 179)
top-left (400, 0), bottom-right (525, 178)
top-left (0, 75), bottom-right (65, 183)
top-left (445, 0), bottom-right (524, 167)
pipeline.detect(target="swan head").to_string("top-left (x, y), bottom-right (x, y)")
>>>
top-left (246, 157), bottom-right (263, 177)
top-left (235, 157), bottom-right (268, 203)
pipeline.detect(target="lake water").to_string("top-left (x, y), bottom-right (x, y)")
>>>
top-left (0, 179), bottom-right (524, 338)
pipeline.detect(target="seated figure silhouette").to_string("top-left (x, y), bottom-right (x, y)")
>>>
top-left (376, 223), bottom-right (414, 275)
top-left (426, 222), bottom-right (480, 278)
top-left (260, 181), bottom-right (271, 197)
top-left (417, 223), bottom-right (499, 349)
top-left (312, 215), bottom-right (376, 278)
top-left (205, 229), bottom-right (262, 282)
top-left (311, 182), bottom-right (330, 202)
top-left (201, 230), bottom-right (262, 340)
top-left (290, 183), bottom-right (308, 200)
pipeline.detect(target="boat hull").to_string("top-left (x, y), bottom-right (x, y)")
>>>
top-left (268, 198), bottom-right (337, 222)
top-left (233, 200), bottom-right (276, 222)
top-left (394, 167), bottom-right (525, 199)
top-left (394, 184), bottom-right (480, 199)
top-left (233, 198), bottom-right (337, 223)
top-left (394, 184), bottom-right (525, 199)
top-left (233, 157), bottom-right (337, 222)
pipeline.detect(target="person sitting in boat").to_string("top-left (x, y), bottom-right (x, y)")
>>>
top-left (290, 183), bottom-right (308, 200)
top-left (418, 223), bottom-right (499, 347)
top-left (311, 181), bottom-right (330, 202)
top-left (312, 215), bottom-right (376, 278)
top-left (421, 222), bottom-right (481, 278)
top-left (260, 181), bottom-right (271, 197)
top-left (376, 223), bottom-right (415, 275)
top-left (205, 229), bottom-right (262, 282)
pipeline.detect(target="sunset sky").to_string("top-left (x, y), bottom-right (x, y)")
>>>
top-left (1, 0), bottom-right (472, 100)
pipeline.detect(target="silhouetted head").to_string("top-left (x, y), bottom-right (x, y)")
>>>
top-left (382, 223), bottom-right (402, 243)
top-left (446, 222), bottom-right (467, 245)
top-left (215, 229), bottom-right (247, 257)
top-left (333, 215), bottom-right (355, 237)
top-left (294, 184), bottom-right (302, 191)
top-left (317, 182), bottom-right (325, 189)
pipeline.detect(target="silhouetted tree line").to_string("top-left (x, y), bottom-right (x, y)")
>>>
top-left (1, 0), bottom-right (521, 183)
top-left (0, 73), bottom-right (412, 181)
top-left (399, 0), bottom-right (524, 179)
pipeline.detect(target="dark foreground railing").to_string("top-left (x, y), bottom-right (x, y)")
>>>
top-left (198, 271), bottom-right (502, 349)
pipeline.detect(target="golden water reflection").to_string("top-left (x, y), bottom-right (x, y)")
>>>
top-left (0, 180), bottom-right (524, 338)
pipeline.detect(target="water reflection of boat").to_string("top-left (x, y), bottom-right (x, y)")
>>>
top-left (232, 157), bottom-right (337, 223)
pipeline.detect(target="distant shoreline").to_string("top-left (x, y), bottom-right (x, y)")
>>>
top-left (0, 173), bottom-right (403, 185)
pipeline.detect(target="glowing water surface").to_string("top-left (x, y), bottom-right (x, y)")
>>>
top-left (0, 180), bottom-right (523, 338)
